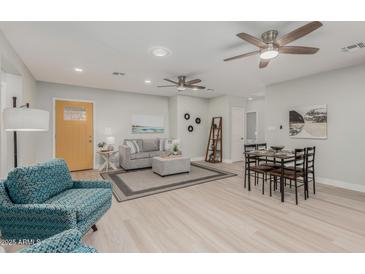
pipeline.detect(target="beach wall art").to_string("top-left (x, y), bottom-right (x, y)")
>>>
top-left (132, 114), bottom-right (164, 134)
top-left (289, 105), bottom-right (327, 139)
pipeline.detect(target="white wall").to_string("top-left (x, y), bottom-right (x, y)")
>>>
top-left (0, 30), bottom-right (37, 178)
top-left (246, 97), bottom-right (266, 143)
top-left (175, 95), bottom-right (209, 160)
top-left (208, 95), bottom-right (247, 162)
top-left (265, 63), bottom-right (365, 191)
top-left (168, 96), bottom-right (178, 139)
top-left (34, 82), bottom-right (170, 167)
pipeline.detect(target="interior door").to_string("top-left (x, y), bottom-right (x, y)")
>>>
top-left (55, 100), bottom-right (93, 171)
top-left (246, 112), bottom-right (257, 143)
top-left (231, 107), bottom-right (245, 162)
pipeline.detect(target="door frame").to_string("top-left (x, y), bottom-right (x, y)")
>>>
top-left (53, 97), bottom-right (96, 169)
top-left (231, 106), bottom-right (245, 163)
top-left (245, 111), bottom-right (259, 142)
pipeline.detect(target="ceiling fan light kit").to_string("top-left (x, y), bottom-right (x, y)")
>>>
top-left (158, 75), bottom-right (207, 92)
top-left (260, 45), bottom-right (279, 60)
top-left (224, 21), bottom-right (323, 68)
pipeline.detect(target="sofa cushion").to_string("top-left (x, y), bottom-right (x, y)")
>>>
top-left (45, 188), bottom-right (112, 222)
top-left (142, 139), bottom-right (159, 152)
top-left (5, 159), bottom-right (73, 204)
top-left (130, 152), bottom-right (150, 160)
top-left (149, 151), bottom-right (166, 158)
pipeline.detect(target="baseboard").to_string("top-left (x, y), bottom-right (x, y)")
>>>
top-left (223, 159), bottom-right (233, 164)
top-left (317, 177), bottom-right (365, 193)
top-left (191, 157), bottom-right (205, 162)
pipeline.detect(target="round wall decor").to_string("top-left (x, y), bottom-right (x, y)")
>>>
top-left (188, 125), bottom-right (194, 132)
top-left (195, 117), bottom-right (201, 124)
top-left (184, 113), bottom-right (190, 120)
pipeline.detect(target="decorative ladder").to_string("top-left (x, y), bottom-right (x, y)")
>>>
top-left (205, 117), bottom-right (223, 163)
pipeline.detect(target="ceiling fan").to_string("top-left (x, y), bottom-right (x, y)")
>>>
top-left (157, 76), bottom-right (205, 91)
top-left (224, 21), bottom-right (323, 68)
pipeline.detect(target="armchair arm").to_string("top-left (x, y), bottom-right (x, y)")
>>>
top-left (0, 203), bottom-right (77, 240)
top-left (18, 229), bottom-right (83, 253)
top-left (73, 180), bottom-right (112, 189)
top-left (0, 203), bottom-right (77, 227)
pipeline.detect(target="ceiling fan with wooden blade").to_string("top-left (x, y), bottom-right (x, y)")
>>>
top-left (157, 76), bottom-right (206, 91)
top-left (224, 21), bottom-right (322, 69)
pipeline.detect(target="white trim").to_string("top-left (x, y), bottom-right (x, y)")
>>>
top-left (191, 157), bottom-right (204, 162)
top-left (223, 159), bottom-right (233, 164)
top-left (52, 97), bottom-right (96, 169)
top-left (231, 106), bottom-right (245, 162)
top-left (317, 177), bottom-right (365, 193)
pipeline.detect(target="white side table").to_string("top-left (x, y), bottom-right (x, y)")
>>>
top-left (97, 150), bottom-right (118, 172)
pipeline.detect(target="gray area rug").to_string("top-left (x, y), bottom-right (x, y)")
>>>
top-left (100, 162), bottom-right (237, 202)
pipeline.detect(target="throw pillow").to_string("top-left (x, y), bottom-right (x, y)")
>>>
top-left (126, 140), bottom-right (140, 154)
top-left (159, 138), bottom-right (166, 151)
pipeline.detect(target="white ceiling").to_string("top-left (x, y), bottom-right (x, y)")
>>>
top-left (1, 21), bottom-right (365, 98)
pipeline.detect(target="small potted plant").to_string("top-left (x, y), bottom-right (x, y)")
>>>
top-left (172, 143), bottom-right (179, 155)
top-left (97, 142), bottom-right (106, 151)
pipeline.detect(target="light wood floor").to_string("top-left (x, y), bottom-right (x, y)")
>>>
top-left (77, 161), bottom-right (365, 252)
top-left (5, 162), bottom-right (365, 252)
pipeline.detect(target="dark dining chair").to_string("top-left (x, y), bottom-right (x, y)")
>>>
top-left (243, 144), bottom-right (257, 188)
top-left (305, 146), bottom-right (316, 195)
top-left (249, 143), bottom-right (275, 195)
top-left (256, 143), bottom-right (281, 169)
top-left (269, 149), bottom-right (307, 205)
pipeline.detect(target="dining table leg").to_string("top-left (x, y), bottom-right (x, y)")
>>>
top-left (280, 158), bottom-right (284, 202)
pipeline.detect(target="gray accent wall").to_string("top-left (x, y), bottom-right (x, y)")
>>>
top-left (264, 64), bottom-right (365, 190)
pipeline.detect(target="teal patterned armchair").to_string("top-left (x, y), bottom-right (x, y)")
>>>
top-left (0, 159), bottom-right (112, 241)
top-left (18, 229), bottom-right (97, 253)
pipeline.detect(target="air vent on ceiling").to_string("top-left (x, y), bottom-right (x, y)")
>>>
top-left (341, 42), bottom-right (365, 52)
top-left (112, 72), bottom-right (125, 76)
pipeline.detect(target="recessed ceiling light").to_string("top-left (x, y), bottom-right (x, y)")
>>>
top-left (144, 80), bottom-right (152, 84)
top-left (151, 47), bottom-right (171, 57)
top-left (248, 97), bottom-right (253, 101)
top-left (74, 68), bottom-right (83, 72)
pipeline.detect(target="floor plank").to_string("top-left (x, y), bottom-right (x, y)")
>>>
top-left (4, 161), bottom-right (365, 252)
top-left (77, 161), bottom-right (365, 252)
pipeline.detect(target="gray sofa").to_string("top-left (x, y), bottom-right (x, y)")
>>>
top-left (119, 138), bottom-right (169, 170)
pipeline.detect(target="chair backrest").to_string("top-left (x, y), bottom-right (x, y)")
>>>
top-left (256, 143), bottom-right (267, 150)
top-left (244, 144), bottom-right (256, 152)
top-left (294, 148), bottom-right (306, 173)
top-left (5, 159), bottom-right (73, 204)
top-left (306, 146), bottom-right (316, 170)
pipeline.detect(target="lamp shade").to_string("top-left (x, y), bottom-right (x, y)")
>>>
top-left (106, 136), bottom-right (115, 145)
top-left (3, 107), bottom-right (49, 131)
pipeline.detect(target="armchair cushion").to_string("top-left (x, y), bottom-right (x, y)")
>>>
top-left (5, 159), bottom-right (73, 204)
top-left (18, 229), bottom-right (97, 253)
top-left (45, 188), bottom-right (112, 222)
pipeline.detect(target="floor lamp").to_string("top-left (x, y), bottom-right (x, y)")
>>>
top-left (2, 97), bottom-right (49, 168)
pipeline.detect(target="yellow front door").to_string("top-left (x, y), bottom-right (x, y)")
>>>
top-left (55, 100), bottom-right (93, 171)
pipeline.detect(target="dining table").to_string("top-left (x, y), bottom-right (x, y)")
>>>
top-left (244, 149), bottom-right (295, 202)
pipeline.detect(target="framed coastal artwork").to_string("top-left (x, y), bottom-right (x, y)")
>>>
top-left (131, 114), bottom-right (164, 134)
top-left (289, 105), bottom-right (327, 139)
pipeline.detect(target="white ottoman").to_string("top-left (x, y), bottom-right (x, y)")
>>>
top-left (152, 156), bottom-right (191, 176)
